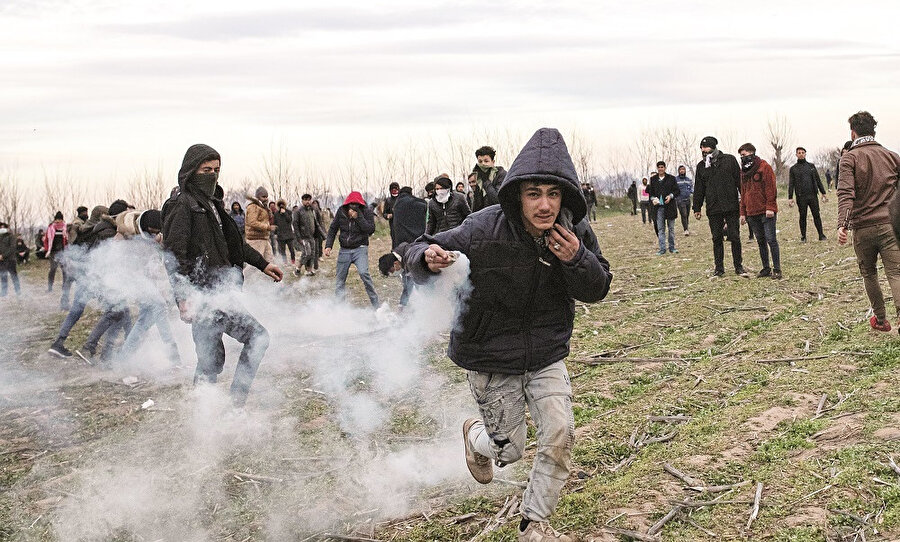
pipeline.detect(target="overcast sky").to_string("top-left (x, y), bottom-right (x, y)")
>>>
top-left (2, 0), bottom-right (899, 189)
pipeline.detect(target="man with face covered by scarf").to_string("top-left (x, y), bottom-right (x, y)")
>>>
top-left (426, 174), bottom-right (471, 235)
top-left (693, 136), bottom-right (748, 277)
top-left (162, 144), bottom-right (283, 407)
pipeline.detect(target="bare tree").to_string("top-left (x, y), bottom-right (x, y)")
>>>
top-left (0, 169), bottom-right (34, 235)
top-left (766, 115), bottom-right (795, 184)
top-left (42, 166), bottom-right (79, 220)
top-left (260, 140), bottom-right (295, 202)
top-left (126, 163), bottom-right (168, 210)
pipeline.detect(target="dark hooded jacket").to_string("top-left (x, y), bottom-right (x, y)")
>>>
top-left (391, 191), bottom-right (427, 248)
top-left (0, 231), bottom-right (14, 269)
top-left (325, 192), bottom-right (376, 250)
top-left (426, 191), bottom-right (471, 235)
top-left (161, 144), bottom-right (268, 302)
top-left (470, 166), bottom-right (507, 212)
top-left (406, 128), bottom-right (612, 375)
top-left (693, 151), bottom-right (741, 215)
top-left (273, 200), bottom-right (295, 242)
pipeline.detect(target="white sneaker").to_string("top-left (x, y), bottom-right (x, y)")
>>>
top-left (518, 521), bottom-right (573, 542)
top-left (684, 230), bottom-right (690, 236)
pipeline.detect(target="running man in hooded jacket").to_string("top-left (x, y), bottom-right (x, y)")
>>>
top-left (406, 128), bottom-right (612, 542)
top-left (324, 191), bottom-right (380, 308)
top-left (162, 144), bottom-right (283, 407)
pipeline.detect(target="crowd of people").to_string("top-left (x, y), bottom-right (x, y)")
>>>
top-left (1, 112), bottom-right (898, 541)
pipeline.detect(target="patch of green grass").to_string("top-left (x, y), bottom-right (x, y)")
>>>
top-left (771, 526), bottom-right (826, 541)
top-left (752, 419), bottom-right (825, 462)
top-left (572, 438), bottom-right (632, 469)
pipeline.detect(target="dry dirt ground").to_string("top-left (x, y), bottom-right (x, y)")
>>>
top-left (2, 196), bottom-right (900, 541)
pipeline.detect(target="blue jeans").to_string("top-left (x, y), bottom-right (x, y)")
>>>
top-left (56, 286), bottom-right (93, 341)
top-left (399, 271), bottom-right (414, 306)
top-left (746, 214), bottom-right (781, 271)
top-left (656, 207), bottom-right (676, 252)
top-left (335, 246), bottom-right (379, 307)
top-left (121, 300), bottom-right (179, 363)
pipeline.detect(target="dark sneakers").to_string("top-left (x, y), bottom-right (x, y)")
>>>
top-left (818, 234), bottom-right (827, 241)
top-left (757, 268), bottom-right (771, 278)
top-left (48, 340), bottom-right (72, 358)
top-left (713, 269), bottom-right (725, 277)
top-left (735, 267), bottom-right (750, 277)
top-left (771, 269), bottom-right (783, 280)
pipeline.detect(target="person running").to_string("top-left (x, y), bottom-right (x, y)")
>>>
top-left (324, 191), bottom-right (380, 308)
top-left (162, 144), bottom-right (283, 406)
top-left (407, 128), bottom-right (612, 542)
top-left (693, 136), bottom-right (748, 277)
top-left (837, 111), bottom-right (900, 332)
top-left (789, 146), bottom-right (828, 241)
top-left (738, 143), bottom-right (782, 279)
top-left (45, 212), bottom-right (69, 307)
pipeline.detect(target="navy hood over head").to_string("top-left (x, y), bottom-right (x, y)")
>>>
top-left (497, 128), bottom-right (588, 227)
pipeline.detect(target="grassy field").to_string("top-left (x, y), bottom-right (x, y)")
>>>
top-left (2, 195), bottom-right (900, 541)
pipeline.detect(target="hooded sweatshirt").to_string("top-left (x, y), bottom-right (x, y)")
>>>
top-left (406, 128), bottom-right (612, 374)
top-left (325, 191), bottom-right (376, 250)
top-left (161, 144), bottom-right (268, 301)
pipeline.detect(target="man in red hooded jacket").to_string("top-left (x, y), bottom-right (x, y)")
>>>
top-left (324, 192), bottom-right (380, 307)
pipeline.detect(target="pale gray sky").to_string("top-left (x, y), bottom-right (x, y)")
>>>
top-left (2, 0), bottom-right (899, 189)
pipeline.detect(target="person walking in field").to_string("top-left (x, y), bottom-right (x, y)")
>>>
top-left (837, 111), bottom-right (900, 332)
top-left (648, 161), bottom-right (680, 255)
top-left (675, 165), bottom-right (693, 235)
top-left (738, 143), bottom-right (782, 279)
top-left (245, 187), bottom-right (276, 264)
top-left (789, 146), bottom-right (829, 242)
top-left (407, 128), bottom-right (612, 542)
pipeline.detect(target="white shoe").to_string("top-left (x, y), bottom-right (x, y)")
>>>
top-left (684, 230), bottom-right (690, 236)
top-left (518, 521), bottom-right (573, 542)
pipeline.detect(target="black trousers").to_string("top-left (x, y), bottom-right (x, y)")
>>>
top-left (797, 196), bottom-right (824, 239)
top-left (708, 212), bottom-right (743, 272)
top-left (277, 238), bottom-right (296, 262)
top-left (191, 301), bottom-right (269, 406)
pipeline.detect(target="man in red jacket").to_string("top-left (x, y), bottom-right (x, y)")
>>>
top-left (738, 143), bottom-right (782, 279)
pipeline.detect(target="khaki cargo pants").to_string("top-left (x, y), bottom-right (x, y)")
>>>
top-left (466, 361), bottom-right (575, 522)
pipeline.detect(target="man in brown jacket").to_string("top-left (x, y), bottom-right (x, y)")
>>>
top-left (245, 186), bottom-right (275, 263)
top-left (837, 111), bottom-right (900, 332)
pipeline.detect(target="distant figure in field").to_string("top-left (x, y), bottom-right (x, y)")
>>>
top-left (675, 165), bottom-right (694, 235)
top-left (648, 161), bottom-right (680, 255)
top-left (789, 146), bottom-right (828, 241)
top-left (582, 182), bottom-right (597, 221)
top-left (837, 111), bottom-right (900, 332)
top-left (738, 143), bottom-right (782, 279)
top-left (426, 175), bottom-right (470, 235)
top-left (639, 177), bottom-right (651, 226)
top-left (470, 145), bottom-right (507, 212)
top-left (626, 179), bottom-right (638, 216)
top-left (693, 136), bottom-right (748, 277)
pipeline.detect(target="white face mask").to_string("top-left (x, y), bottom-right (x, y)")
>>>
top-left (0, 228), bottom-right (8, 235)
top-left (435, 189), bottom-right (451, 203)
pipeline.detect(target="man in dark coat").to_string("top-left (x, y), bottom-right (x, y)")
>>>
top-left (273, 199), bottom-right (296, 264)
top-left (292, 194), bottom-right (323, 276)
top-left (324, 191), bottom-right (379, 308)
top-left (626, 180), bottom-right (638, 216)
top-left (789, 146), bottom-right (828, 241)
top-left (693, 136), bottom-right (748, 276)
top-left (470, 145), bottom-right (507, 212)
top-left (162, 144), bottom-right (283, 407)
top-left (385, 186), bottom-right (427, 307)
top-left (648, 161), bottom-right (680, 255)
top-left (426, 175), bottom-right (471, 235)
top-left (0, 221), bottom-right (20, 297)
top-left (406, 128), bottom-right (612, 542)
top-left (382, 181), bottom-right (400, 247)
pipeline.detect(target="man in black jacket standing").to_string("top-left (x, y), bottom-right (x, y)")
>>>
top-left (389, 186), bottom-right (427, 307)
top-left (648, 161), bottom-right (680, 255)
top-left (162, 144), bottom-right (283, 407)
top-left (426, 175), bottom-right (471, 235)
top-left (789, 147), bottom-right (828, 241)
top-left (470, 145), bottom-right (507, 212)
top-left (693, 136), bottom-right (748, 276)
top-left (407, 128), bottom-right (612, 542)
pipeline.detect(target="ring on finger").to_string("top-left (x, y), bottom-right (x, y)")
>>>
top-left (553, 243), bottom-right (561, 250)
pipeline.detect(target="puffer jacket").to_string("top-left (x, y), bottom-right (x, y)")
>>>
top-left (426, 191), bottom-right (471, 234)
top-left (162, 144), bottom-right (268, 302)
top-left (325, 192), bottom-right (376, 250)
top-left (244, 196), bottom-right (272, 241)
top-left (406, 128), bottom-right (612, 375)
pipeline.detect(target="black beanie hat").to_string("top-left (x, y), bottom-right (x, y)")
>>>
top-left (54, 211), bottom-right (64, 220)
top-left (389, 182), bottom-right (400, 191)
top-left (139, 209), bottom-right (162, 233)
top-left (700, 136), bottom-right (718, 149)
top-left (108, 199), bottom-right (129, 216)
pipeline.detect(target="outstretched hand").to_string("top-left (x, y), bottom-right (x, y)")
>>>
top-left (424, 244), bottom-right (455, 272)
top-left (263, 263), bottom-right (283, 282)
